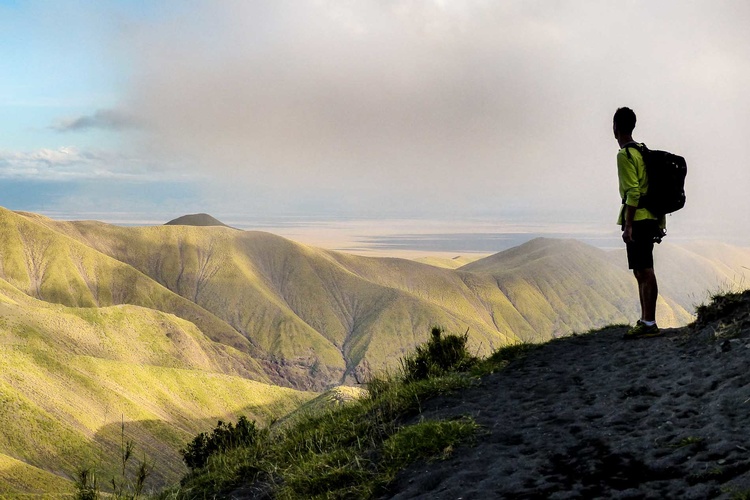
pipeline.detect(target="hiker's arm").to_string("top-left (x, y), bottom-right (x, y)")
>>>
top-left (617, 153), bottom-right (640, 243)
top-left (622, 204), bottom-right (637, 243)
top-left (617, 154), bottom-right (641, 208)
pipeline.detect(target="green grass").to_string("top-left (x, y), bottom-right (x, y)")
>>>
top-left (472, 340), bottom-right (540, 376)
top-left (164, 374), bottom-right (480, 499)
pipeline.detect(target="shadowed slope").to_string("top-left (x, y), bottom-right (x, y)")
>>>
top-left (461, 238), bottom-right (695, 332)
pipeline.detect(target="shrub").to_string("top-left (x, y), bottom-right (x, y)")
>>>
top-left (181, 416), bottom-right (263, 471)
top-left (74, 420), bottom-right (152, 500)
top-left (400, 327), bottom-right (477, 382)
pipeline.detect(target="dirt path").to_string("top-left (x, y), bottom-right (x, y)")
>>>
top-left (386, 317), bottom-right (750, 499)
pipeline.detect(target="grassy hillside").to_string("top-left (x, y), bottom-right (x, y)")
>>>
top-left (30, 215), bottom-right (521, 386)
top-left (0, 279), bottom-right (314, 495)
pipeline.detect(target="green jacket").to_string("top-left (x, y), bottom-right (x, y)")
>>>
top-left (616, 143), bottom-right (666, 228)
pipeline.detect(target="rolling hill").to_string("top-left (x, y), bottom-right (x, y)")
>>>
top-left (165, 213), bottom-right (234, 228)
top-left (0, 206), bottom-right (748, 494)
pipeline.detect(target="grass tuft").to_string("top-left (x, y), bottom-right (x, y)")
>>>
top-left (473, 341), bottom-right (539, 375)
top-left (382, 417), bottom-right (479, 464)
top-left (400, 327), bottom-right (478, 382)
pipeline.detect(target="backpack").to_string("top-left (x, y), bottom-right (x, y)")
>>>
top-left (625, 143), bottom-right (687, 216)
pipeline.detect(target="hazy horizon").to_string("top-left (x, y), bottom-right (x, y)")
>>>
top-left (20, 207), bottom-right (742, 259)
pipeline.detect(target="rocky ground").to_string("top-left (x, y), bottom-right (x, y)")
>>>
top-left (386, 291), bottom-right (750, 499)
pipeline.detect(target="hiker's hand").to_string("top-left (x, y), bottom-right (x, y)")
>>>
top-left (622, 225), bottom-right (633, 243)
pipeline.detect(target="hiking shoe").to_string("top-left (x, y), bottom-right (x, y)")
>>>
top-left (623, 321), bottom-right (661, 339)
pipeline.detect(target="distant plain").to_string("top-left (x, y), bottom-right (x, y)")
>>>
top-left (33, 210), bottom-right (732, 259)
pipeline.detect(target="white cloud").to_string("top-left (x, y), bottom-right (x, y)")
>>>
top-left (0, 147), bottom-right (197, 182)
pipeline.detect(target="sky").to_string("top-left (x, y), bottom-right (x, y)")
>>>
top-left (1, 1), bottom-right (749, 251)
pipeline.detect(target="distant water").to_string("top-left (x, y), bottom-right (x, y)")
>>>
top-left (355, 232), bottom-right (622, 253)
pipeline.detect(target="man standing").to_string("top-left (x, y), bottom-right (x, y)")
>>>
top-left (613, 107), bottom-right (666, 339)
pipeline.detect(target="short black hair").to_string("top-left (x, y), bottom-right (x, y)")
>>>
top-left (613, 107), bottom-right (636, 135)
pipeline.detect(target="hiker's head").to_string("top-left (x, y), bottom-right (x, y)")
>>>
top-left (613, 107), bottom-right (636, 136)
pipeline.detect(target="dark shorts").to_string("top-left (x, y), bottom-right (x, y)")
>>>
top-left (626, 220), bottom-right (661, 270)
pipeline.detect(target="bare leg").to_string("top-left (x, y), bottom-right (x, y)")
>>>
top-left (633, 268), bottom-right (658, 322)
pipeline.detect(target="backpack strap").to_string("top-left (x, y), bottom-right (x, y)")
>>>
top-left (623, 142), bottom-right (645, 160)
top-left (621, 142), bottom-right (647, 206)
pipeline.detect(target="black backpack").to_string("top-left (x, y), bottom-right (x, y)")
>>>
top-left (625, 143), bottom-right (687, 216)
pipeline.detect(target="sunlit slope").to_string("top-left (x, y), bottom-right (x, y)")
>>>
top-left (0, 453), bottom-right (71, 497)
top-left (413, 255), bottom-right (482, 269)
top-left (460, 238), bottom-right (695, 333)
top-left (0, 280), bottom-right (314, 495)
top-left (0, 208), bottom-right (268, 381)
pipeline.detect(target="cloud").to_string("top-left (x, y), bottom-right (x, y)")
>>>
top-left (51, 109), bottom-right (139, 132)
top-left (120, 3), bottom-right (578, 201)
top-left (107, 0), bottom-right (750, 226)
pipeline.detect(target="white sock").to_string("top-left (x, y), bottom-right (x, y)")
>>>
top-left (642, 320), bottom-right (656, 326)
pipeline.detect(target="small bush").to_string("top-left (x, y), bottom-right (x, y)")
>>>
top-left (400, 327), bottom-right (477, 382)
top-left (181, 416), bottom-right (264, 471)
top-left (695, 290), bottom-right (750, 326)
